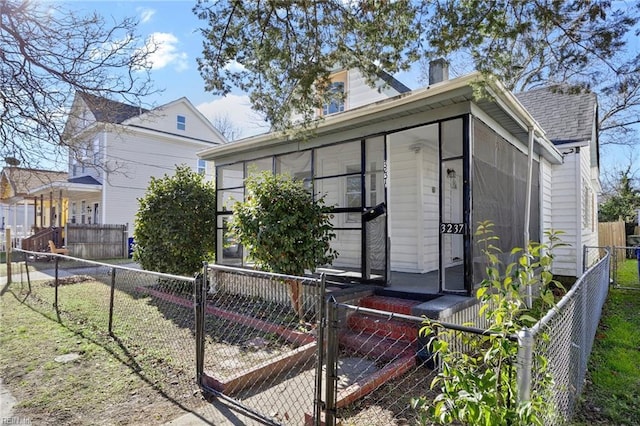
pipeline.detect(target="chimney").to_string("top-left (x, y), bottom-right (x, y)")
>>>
top-left (429, 58), bottom-right (449, 85)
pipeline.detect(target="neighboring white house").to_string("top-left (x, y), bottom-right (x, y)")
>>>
top-left (516, 87), bottom-right (600, 276)
top-left (29, 92), bottom-right (226, 237)
top-left (199, 64), bottom-right (600, 296)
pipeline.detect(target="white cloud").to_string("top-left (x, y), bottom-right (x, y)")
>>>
top-left (137, 7), bottom-right (156, 24)
top-left (224, 60), bottom-right (246, 73)
top-left (197, 94), bottom-right (270, 139)
top-left (146, 32), bottom-right (188, 72)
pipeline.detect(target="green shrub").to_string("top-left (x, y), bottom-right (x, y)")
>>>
top-left (413, 221), bottom-right (566, 425)
top-left (134, 166), bottom-right (216, 276)
top-left (228, 171), bottom-right (338, 317)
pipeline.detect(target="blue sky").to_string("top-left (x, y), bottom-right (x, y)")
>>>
top-left (62, 0), bottom-right (636, 174)
top-left (65, 0), bottom-right (426, 140)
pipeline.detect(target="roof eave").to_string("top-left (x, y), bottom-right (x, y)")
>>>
top-left (198, 72), bottom-right (483, 160)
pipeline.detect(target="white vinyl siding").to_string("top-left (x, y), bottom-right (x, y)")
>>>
top-left (421, 141), bottom-right (440, 272)
top-left (103, 132), bottom-right (211, 234)
top-left (540, 159), bottom-right (553, 243)
top-left (388, 139), bottom-right (420, 272)
top-left (347, 69), bottom-right (403, 110)
top-left (580, 144), bottom-right (599, 268)
top-left (550, 152), bottom-right (580, 276)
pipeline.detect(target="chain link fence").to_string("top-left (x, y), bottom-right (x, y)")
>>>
top-left (526, 246), bottom-right (610, 424)
top-left (10, 249), bottom-right (201, 411)
top-left (609, 245), bottom-right (640, 289)
top-left (5, 246), bottom-right (613, 425)
top-left (200, 264), bottom-right (324, 426)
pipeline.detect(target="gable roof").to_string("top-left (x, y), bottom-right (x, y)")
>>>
top-left (1, 167), bottom-right (68, 199)
top-left (377, 69), bottom-right (411, 94)
top-left (515, 86), bottom-right (597, 145)
top-left (79, 92), bottom-right (148, 124)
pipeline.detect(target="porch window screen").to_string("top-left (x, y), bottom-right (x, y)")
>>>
top-left (472, 119), bottom-right (540, 284)
top-left (314, 141), bottom-right (362, 273)
top-left (216, 162), bottom-right (245, 265)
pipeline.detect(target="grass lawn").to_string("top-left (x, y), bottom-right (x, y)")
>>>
top-left (572, 258), bottom-right (640, 425)
top-left (0, 276), bottom-right (205, 425)
top-left (1, 265), bottom-right (311, 425)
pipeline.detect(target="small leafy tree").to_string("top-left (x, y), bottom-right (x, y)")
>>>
top-left (413, 221), bottom-right (566, 425)
top-left (228, 171), bottom-right (338, 319)
top-left (134, 166), bottom-right (216, 276)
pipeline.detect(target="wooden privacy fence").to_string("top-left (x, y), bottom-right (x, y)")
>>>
top-left (598, 221), bottom-right (626, 266)
top-left (66, 223), bottom-right (128, 259)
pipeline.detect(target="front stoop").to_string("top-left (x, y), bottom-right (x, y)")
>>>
top-left (358, 295), bottom-right (422, 315)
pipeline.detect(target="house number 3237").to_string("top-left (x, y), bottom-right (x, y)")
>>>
top-left (440, 223), bottom-right (465, 234)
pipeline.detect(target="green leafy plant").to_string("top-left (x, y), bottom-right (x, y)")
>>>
top-left (413, 221), bottom-right (566, 425)
top-left (228, 171), bottom-right (338, 318)
top-left (133, 165), bottom-right (216, 276)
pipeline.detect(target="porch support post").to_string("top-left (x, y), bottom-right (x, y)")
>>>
top-left (32, 196), bottom-right (37, 231)
top-left (523, 126), bottom-right (534, 309)
top-left (39, 194), bottom-right (43, 228)
top-left (49, 191), bottom-right (53, 227)
top-left (58, 190), bottom-right (63, 227)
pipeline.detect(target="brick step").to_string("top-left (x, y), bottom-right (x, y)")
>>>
top-left (359, 295), bottom-right (421, 315)
top-left (338, 329), bottom-right (415, 362)
top-left (347, 313), bottom-right (418, 342)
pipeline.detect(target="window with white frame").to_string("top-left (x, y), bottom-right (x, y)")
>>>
top-left (197, 159), bottom-right (206, 175)
top-left (323, 82), bottom-right (345, 116)
top-left (71, 202), bottom-right (77, 223)
top-left (582, 180), bottom-right (592, 229)
top-left (177, 115), bottom-right (186, 131)
top-left (93, 138), bottom-right (100, 164)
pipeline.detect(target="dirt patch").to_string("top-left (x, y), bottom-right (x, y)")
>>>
top-left (44, 274), bottom-right (94, 286)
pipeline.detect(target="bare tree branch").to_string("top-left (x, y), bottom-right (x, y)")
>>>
top-left (0, 0), bottom-right (159, 169)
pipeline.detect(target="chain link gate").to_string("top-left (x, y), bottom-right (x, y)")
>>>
top-left (196, 263), bottom-right (326, 425)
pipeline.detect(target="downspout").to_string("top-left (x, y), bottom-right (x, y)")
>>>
top-left (101, 132), bottom-right (107, 226)
top-left (523, 127), bottom-right (534, 309)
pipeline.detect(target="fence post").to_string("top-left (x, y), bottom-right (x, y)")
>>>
top-left (54, 256), bottom-right (59, 311)
top-left (314, 274), bottom-right (326, 426)
top-left (24, 248), bottom-right (31, 293)
top-left (516, 327), bottom-right (534, 404)
top-left (582, 245), bottom-right (587, 273)
top-left (325, 296), bottom-right (339, 426)
top-left (5, 228), bottom-right (11, 285)
top-left (194, 262), bottom-right (207, 387)
top-left (108, 267), bottom-right (116, 335)
top-left (611, 246), bottom-right (616, 286)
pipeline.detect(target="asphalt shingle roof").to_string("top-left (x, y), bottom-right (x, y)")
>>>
top-left (1, 167), bottom-right (68, 197)
top-left (79, 93), bottom-right (147, 124)
top-left (515, 86), bottom-right (597, 145)
top-left (68, 176), bottom-right (102, 185)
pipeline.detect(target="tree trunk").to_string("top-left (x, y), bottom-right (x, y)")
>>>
top-left (286, 278), bottom-right (303, 321)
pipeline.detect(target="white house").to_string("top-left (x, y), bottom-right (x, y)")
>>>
top-left (29, 93), bottom-right (226, 238)
top-left (516, 87), bottom-right (600, 276)
top-left (199, 65), bottom-right (599, 296)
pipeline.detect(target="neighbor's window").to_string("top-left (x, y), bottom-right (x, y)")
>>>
top-left (323, 82), bottom-right (345, 115)
top-left (197, 159), bottom-right (206, 175)
top-left (582, 180), bottom-right (592, 229)
top-left (177, 115), bottom-right (186, 131)
top-left (93, 138), bottom-right (100, 164)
